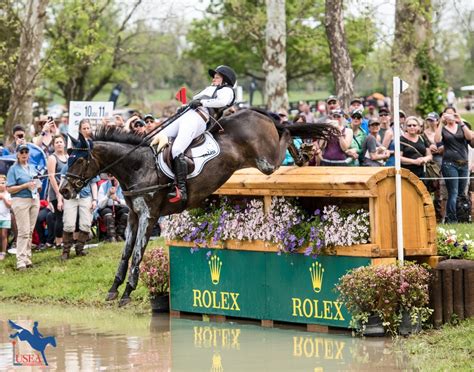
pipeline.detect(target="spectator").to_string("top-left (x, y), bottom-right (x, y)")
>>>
top-left (319, 109), bottom-right (353, 166)
top-left (58, 113), bottom-right (69, 136)
top-left (435, 107), bottom-right (472, 223)
top-left (360, 119), bottom-right (390, 166)
top-left (399, 110), bottom-right (407, 127)
top-left (97, 174), bottom-right (129, 242)
top-left (3, 125), bottom-right (27, 155)
top-left (33, 116), bottom-right (58, 156)
top-left (298, 101), bottom-right (315, 123)
top-left (61, 120), bottom-right (99, 260)
top-left (47, 135), bottom-right (68, 248)
top-left (144, 114), bottom-right (157, 134)
top-left (6, 144), bottom-right (41, 271)
top-left (400, 116), bottom-right (432, 180)
top-left (34, 200), bottom-right (55, 249)
top-left (365, 100), bottom-right (377, 120)
top-left (0, 175), bottom-right (12, 261)
top-left (378, 107), bottom-right (391, 142)
top-left (277, 109), bottom-right (289, 124)
top-left (346, 109), bottom-right (367, 166)
top-left (423, 112), bottom-right (445, 221)
top-left (348, 98), bottom-right (369, 133)
top-left (127, 115), bottom-right (147, 135)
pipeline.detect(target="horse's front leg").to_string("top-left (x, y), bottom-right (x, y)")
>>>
top-left (119, 198), bottom-right (158, 307)
top-left (105, 209), bottom-right (138, 301)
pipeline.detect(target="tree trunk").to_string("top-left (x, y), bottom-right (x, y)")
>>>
top-left (324, 0), bottom-right (354, 111)
top-left (392, 0), bottom-right (433, 114)
top-left (264, 0), bottom-right (288, 112)
top-left (5, 0), bottom-right (49, 143)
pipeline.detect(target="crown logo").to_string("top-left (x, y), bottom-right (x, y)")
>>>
top-left (309, 261), bottom-right (324, 293)
top-left (211, 352), bottom-right (223, 372)
top-left (209, 255), bottom-right (222, 285)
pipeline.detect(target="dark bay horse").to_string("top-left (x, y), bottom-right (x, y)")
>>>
top-left (60, 109), bottom-right (336, 306)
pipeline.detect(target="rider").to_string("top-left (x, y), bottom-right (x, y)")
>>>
top-left (151, 65), bottom-right (236, 204)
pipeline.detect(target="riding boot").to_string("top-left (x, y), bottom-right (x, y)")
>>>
top-left (167, 153), bottom-right (188, 204)
top-left (61, 232), bottom-right (74, 261)
top-left (116, 213), bottom-right (128, 241)
top-left (75, 231), bottom-right (89, 257)
top-left (104, 214), bottom-right (117, 243)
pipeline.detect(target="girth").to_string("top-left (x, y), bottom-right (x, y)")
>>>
top-left (161, 134), bottom-right (207, 174)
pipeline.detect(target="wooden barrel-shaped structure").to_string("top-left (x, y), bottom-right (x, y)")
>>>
top-left (214, 166), bottom-right (437, 257)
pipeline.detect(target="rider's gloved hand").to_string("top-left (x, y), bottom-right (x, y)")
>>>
top-left (188, 99), bottom-right (202, 109)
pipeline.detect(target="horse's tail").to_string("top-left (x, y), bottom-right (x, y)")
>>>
top-left (250, 107), bottom-right (338, 141)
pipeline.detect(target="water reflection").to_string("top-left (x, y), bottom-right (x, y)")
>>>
top-left (0, 303), bottom-right (409, 371)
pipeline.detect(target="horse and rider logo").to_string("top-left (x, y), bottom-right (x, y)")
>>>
top-left (8, 320), bottom-right (57, 366)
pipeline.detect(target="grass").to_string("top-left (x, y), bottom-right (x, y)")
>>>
top-left (0, 237), bottom-right (168, 314)
top-left (401, 318), bottom-right (474, 371)
top-left (438, 223), bottom-right (473, 236)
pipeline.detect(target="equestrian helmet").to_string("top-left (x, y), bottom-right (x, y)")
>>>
top-left (208, 65), bottom-right (236, 86)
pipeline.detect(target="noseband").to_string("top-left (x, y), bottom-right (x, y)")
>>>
top-left (66, 148), bottom-right (93, 190)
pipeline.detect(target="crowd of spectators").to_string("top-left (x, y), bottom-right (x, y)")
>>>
top-left (0, 96), bottom-right (472, 270)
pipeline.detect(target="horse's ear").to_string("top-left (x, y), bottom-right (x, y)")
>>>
top-left (78, 133), bottom-right (92, 149)
top-left (68, 134), bottom-right (80, 148)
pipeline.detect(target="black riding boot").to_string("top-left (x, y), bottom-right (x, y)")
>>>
top-left (168, 154), bottom-right (188, 204)
top-left (116, 213), bottom-right (128, 241)
top-left (104, 214), bottom-right (117, 243)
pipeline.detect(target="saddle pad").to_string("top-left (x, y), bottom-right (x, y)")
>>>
top-left (158, 131), bottom-right (220, 179)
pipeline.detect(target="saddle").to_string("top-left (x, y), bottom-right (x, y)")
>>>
top-left (161, 134), bottom-right (207, 175)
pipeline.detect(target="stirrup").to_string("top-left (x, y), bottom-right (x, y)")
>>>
top-left (169, 186), bottom-right (182, 203)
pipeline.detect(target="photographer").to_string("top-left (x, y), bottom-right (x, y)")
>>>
top-left (434, 107), bottom-right (472, 223)
top-left (33, 116), bottom-right (58, 156)
top-left (97, 174), bottom-right (129, 242)
top-left (126, 115), bottom-right (147, 135)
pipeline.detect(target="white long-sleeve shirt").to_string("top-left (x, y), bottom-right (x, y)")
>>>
top-left (193, 86), bottom-right (234, 109)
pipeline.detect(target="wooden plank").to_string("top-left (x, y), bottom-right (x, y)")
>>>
top-left (464, 270), bottom-right (474, 318)
top-left (332, 244), bottom-right (381, 257)
top-left (405, 246), bottom-right (438, 256)
top-left (263, 195), bottom-right (271, 214)
top-left (442, 270), bottom-right (453, 323)
top-left (431, 270), bottom-right (443, 328)
top-left (371, 258), bottom-right (397, 266)
top-left (453, 269), bottom-right (464, 320)
top-left (208, 314), bottom-right (227, 323)
top-left (215, 188), bottom-right (376, 198)
top-left (170, 310), bottom-right (181, 318)
top-left (307, 324), bottom-right (329, 333)
top-left (261, 320), bottom-right (274, 328)
top-left (414, 255), bottom-right (446, 268)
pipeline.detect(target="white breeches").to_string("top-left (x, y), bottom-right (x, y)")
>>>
top-left (160, 110), bottom-right (207, 158)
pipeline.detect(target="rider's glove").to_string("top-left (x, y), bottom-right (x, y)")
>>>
top-left (188, 99), bottom-right (202, 109)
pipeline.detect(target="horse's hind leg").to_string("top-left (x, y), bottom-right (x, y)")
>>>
top-left (105, 209), bottom-right (138, 301)
top-left (119, 198), bottom-right (158, 307)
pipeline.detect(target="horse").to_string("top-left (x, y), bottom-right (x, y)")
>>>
top-left (9, 320), bottom-right (56, 366)
top-left (59, 109), bottom-right (336, 306)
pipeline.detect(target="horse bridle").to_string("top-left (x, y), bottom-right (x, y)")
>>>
top-left (65, 148), bottom-right (94, 190)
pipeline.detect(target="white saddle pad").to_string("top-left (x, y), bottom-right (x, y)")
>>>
top-left (158, 131), bottom-right (220, 179)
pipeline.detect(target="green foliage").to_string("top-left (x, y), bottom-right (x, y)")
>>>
top-left (186, 0), bottom-right (375, 85)
top-left (0, 1), bottom-right (21, 120)
top-left (415, 45), bottom-right (446, 116)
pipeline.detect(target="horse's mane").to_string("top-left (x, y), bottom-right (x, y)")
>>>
top-left (93, 125), bottom-right (151, 146)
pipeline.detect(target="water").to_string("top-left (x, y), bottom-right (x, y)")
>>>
top-left (0, 303), bottom-right (410, 371)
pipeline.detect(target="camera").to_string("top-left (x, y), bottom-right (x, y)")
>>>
top-left (133, 119), bottom-right (146, 128)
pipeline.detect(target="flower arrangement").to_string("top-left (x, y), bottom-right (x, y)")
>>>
top-left (162, 196), bottom-right (370, 256)
top-left (139, 247), bottom-right (169, 297)
top-left (437, 227), bottom-right (474, 260)
top-left (336, 262), bottom-right (432, 335)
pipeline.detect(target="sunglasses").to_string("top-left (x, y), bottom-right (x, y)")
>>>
top-left (133, 122), bottom-right (145, 128)
top-left (351, 115), bottom-right (362, 119)
top-left (379, 113), bottom-right (389, 117)
top-left (15, 134), bottom-right (24, 139)
top-left (406, 124), bottom-right (418, 128)
top-left (369, 123), bottom-right (380, 127)
top-left (331, 115), bottom-right (342, 119)
top-left (19, 150), bottom-right (29, 154)
top-left (145, 120), bottom-right (154, 124)
top-left (327, 101), bottom-right (337, 105)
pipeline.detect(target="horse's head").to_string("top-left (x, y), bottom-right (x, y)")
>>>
top-left (60, 134), bottom-right (98, 200)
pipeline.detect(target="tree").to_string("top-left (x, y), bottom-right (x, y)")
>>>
top-left (186, 0), bottom-right (374, 98)
top-left (5, 0), bottom-right (49, 141)
top-left (392, 0), bottom-right (435, 114)
top-left (0, 1), bottom-right (21, 126)
top-left (324, 0), bottom-right (354, 110)
top-left (264, 0), bottom-right (288, 111)
top-left (43, 0), bottom-right (143, 104)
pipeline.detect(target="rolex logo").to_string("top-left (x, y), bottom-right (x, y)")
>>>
top-left (309, 262), bottom-right (324, 293)
top-left (209, 255), bottom-right (222, 285)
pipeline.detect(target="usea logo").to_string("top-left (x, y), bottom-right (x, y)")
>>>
top-left (291, 261), bottom-right (345, 321)
top-left (310, 261), bottom-right (324, 293)
top-left (192, 254), bottom-right (240, 311)
top-left (209, 255), bottom-right (222, 285)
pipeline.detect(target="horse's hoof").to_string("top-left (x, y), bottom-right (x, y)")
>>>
top-left (118, 297), bottom-right (131, 307)
top-left (105, 291), bottom-right (119, 301)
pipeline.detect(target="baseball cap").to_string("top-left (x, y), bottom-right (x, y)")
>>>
top-left (425, 112), bottom-right (439, 121)
top-left (350, 98), bottom-right (362, 105)
top-left (330, 109), bottom-right (344, 117)
top-left (326, 95), bottom-right (338, 103)
top-left (378, 107), bottom-right (391, 114)
top-left (144, 114), bottom-right (155, 121)
top-left (399, 110), bottom-right (406, 118)
top-left (350, 108), bottom-right (363, 117)
top-left (16, 144), bottom-right (29, 152)
top-left (368, 118), bottom-right (381, 126)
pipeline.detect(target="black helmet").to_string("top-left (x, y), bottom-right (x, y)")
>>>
top-left (208, 65), bottom-right (236, 86)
